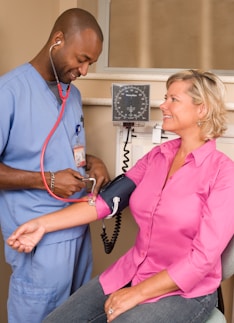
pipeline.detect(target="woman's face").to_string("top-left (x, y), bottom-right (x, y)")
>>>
top-left (160, 80), bottom-right (202, 137)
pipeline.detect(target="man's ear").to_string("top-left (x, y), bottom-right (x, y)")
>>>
top-left (52, 31), bottom-right (64, 46)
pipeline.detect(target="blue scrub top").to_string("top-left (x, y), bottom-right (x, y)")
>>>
top-left (0, 63), bottom-right (88, 245)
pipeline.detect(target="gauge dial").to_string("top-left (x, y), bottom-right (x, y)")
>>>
top-left (112, 84), bottom-right (150, 122)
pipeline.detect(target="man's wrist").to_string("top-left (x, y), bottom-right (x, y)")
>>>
top-left (49, 171), bottom-right (55, 192)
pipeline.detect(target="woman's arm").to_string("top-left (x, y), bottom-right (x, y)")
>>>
top-left (7, 200), bottom-right (97, 253)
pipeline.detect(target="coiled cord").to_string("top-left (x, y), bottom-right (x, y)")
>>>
top-left (122, 126), bottom-right (131, 173)
top-left (100, 213), bottom-right (122, 254)
top-left (101, 125), bottom-right (133, 253)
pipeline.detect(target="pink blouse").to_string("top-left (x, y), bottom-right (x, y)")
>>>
top-left (96, 138), bottom-right (234, 302)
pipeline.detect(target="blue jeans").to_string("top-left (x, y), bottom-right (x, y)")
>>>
top-left (43, 276), bottom-right (218, 323)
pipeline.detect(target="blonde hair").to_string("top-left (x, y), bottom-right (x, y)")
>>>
top-left (166, 69), bottom-right (227, 140)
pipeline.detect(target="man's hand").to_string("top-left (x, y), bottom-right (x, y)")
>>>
top-left (86, 155), bottom-right (110, 195)
top-left (7, 221), bottom-right (46, 253)
top-left (49, 168), bottom-right (86, 198)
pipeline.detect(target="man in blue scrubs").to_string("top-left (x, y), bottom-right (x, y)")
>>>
top-left (0, 8), bottom-right (109, 323)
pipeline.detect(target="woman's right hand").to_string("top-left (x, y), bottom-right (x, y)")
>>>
top-left (7, 220), bottom-right (46, 253)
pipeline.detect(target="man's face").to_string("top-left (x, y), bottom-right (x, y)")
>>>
top-left (52, 29), bottom-right (103, 83)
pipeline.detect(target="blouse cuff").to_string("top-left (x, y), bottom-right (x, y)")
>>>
top-left (95, 195), bottom-right (112, 220)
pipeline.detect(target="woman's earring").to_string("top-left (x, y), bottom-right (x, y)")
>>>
top-left (197, 120), bottom-right (202, 127)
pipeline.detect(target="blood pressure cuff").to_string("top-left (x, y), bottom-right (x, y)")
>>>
top-left (97, 174), bottom-right (136, 218)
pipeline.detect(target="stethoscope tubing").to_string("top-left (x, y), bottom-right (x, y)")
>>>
top-left (40, 45), bottom-right (91, 203)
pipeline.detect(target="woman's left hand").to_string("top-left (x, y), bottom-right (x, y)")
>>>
top-left (7, 220), bottom-right (46, 253)
top-left (104, 286), bottom-right (141, 322)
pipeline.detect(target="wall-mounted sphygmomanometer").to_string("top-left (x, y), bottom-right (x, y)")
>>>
top-left (99, 84), bottom-right (150, 254)
top-left (112, 83), bottom-right (151, 172)
top-left (112, 84), bottom-right (150, 125)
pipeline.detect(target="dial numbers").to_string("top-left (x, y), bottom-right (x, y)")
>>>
top-left (112, 84), bottom-right (150, 123)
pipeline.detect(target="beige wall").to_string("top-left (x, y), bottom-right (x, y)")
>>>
top-left (0, 0), bottom-right (59, 74)
top-left (109, 0), bottom-right (234, 70)
top-left (0, 1), bottom-right (233, 323)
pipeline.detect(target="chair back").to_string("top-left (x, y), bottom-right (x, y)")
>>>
top-left (221, 236), bottom-right (234, 280)
top-left (206, 236), bottom-right (234, 323)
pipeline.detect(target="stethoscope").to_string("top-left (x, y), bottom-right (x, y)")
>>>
top-left (40, 41), bottom-right (96, 202)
